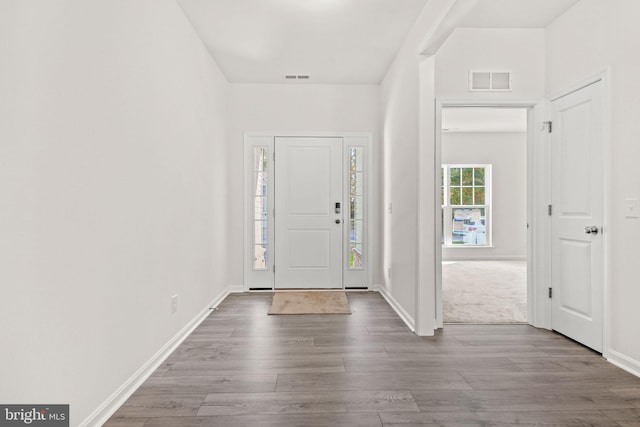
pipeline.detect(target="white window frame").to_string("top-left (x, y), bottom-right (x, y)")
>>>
top-left (441, 164), bottom-right (492, 248)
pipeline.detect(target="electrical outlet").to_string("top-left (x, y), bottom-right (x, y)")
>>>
top-left (171, 294), bottom-right (178, 314)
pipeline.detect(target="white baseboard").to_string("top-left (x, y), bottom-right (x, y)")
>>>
top-left (442, 256), bottom-right (527, 262)
top-left (228, 284), bottom-right (244, 293)
top-left (80, 287), bottom-right (232, 427)
top-left (607, 349), bottom-right (640, 378)
top-left (374, 284), bottom-right (416, 332)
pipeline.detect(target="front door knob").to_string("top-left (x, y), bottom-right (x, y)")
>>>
top-left (584, 226), bottom-right (599, 235)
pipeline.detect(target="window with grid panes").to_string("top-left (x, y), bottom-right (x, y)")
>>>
top-left (441, 165), bottom-right (491, 246)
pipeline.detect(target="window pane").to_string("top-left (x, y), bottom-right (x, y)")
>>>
top-left (441, 168), bottom-right (445, 205)
top-left (349, 147), bottom-right (365, 269)
top-left (462, 187), bottom-right (473, 205)
top-left (253, 147), bottom-right (268, 270)
top-left (462, 168), bottom-right (473, 185)
top-left (450, 187), bottom-right (461, 205)
top-left (451, 208), bottom-right (487, 246)
top-left (353, 172), bottom-right (364, 196)
top-left (254, 245), bottom-right (267, 269)
top-left (450, 168), bottom-right (460, 186)
top-left (474, 168), bottom-right (485, 185)
top-left (475, 187), bottom-right (485, 205)
top-left (350, 243), bottom-right (363, 269)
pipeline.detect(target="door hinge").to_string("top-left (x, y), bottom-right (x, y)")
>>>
top-left (543, 121), bottom-right (553, 133)
top-left (548, 205), bottom-right (553, 216)
top-left (273, 151), bottom-right (275, 161)
top-left (548, 287), bottom-right (553, 298)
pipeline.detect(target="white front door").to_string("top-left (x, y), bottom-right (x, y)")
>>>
top-left (550, 80), bottom-right (604, 352)
top-left (274, 137), bottom-right (343, 289)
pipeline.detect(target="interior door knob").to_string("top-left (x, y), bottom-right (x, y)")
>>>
top-left (584, 226), bottom-right (599, 235)
top-left (335, 219), bottom-right (341, 224)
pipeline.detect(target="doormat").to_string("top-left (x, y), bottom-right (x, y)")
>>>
top-left (268, 291), bottom-right (352, 315)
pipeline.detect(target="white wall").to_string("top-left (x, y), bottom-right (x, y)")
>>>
top-left (436, 28), bottom-right (546, 98)
top-left (228, 83), bottom-right (382, 287)
top-left (547, 0), bottom-right (640, 373)
top-left (381, 19), bottom-right (546, 329)
top-left (0, 1), bottom-right (229, 425)
top-left (442, 132), bottom-right (527, 260)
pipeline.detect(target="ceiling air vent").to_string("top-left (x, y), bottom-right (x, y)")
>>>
top-left (284, 74), bottom-right (311, 81)
top-left (469, 71), bottom-right (511, 92)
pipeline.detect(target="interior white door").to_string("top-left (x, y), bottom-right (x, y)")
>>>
top-left (550, 80), bottom-right (604, 352)
top-left (274, 137), bottom-right (343, 289)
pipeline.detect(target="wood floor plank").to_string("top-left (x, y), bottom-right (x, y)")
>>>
top-left (379, 410), bottom-right (622, 426)
top-left (142, 412), bottom-right (383, 427)
top-left (135, 374), bottom-right (277, 395)
top-left (197, 390), bottom-right (419, 416)
top-left (343, 356), bottom-right (523, 373)
top-left (109, 394), bottom-right (205, 418)
top-left (410, 388), bottom-right (634, 412)
top-left (163, 358), bottom-right (345, 376)
top-left (461, 370), bottom-right (640, 390)
top-left (228, 344), bottom-right (388, 360)
top-left (275, 372), bottom-right (471, 392)
top-left (101, 418), bottom-right (148, 427)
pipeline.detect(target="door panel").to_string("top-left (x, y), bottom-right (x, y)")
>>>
top-left (275, 137), bottom-right (343, 289)
top-left (551, 80), bottom-right (604, 352)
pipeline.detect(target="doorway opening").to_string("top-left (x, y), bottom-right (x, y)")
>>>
top-left (439, 107), bottom-right (529, 324)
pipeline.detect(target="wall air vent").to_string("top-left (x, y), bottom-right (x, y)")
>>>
top-left (284, 74), bottom-right (311, 81)
top-left (469, 70), bottom-right (511, 92)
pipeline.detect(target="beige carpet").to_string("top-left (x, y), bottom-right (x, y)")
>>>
top-left (443, 260), bottom-right (527, 324)
top-left (268, 291), bottom-right (352, 315)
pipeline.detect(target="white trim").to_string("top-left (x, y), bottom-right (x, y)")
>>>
top-left (228, 284), bottom-right (244, 293)
top-left (608, 350), bottom-right (640, 379)
top-left (80, 288), bottom-right (232, 427)
top-left (549, 71), bottom-right (606, 102)
top-left (442, 256), bottom-right (527, 261)
top-left (374, 285), bottom-right (416, 332)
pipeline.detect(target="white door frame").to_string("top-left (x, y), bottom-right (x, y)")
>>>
top-left (433, 74), bottom-right (610, 357)
top-left (243, 132), bottom-right (374, 291)
top-left (434, 99), bottom-right (548, 330)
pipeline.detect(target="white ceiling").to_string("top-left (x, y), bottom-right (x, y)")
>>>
top-left (178, 0), bottom-right (428, 84)
top-left (442, 107), bottom-right (528, 133)
top-left (177, 0), bottom-right (580, 84)
top-left (457, 0), bottom-right (580, 28)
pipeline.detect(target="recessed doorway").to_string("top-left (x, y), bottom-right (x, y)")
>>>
top-left (243, 133), bottom-right (373, 291)
top-left (439, 107), bottom-right (528, 324)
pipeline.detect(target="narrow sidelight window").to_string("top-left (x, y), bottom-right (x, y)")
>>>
top-left (349, 147), bottom-right (364, 269)
top-left (253, 147), bottom-right (269, 269)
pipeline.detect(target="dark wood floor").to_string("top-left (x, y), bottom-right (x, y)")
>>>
top-left (105, 292), bottom-right (640, 426)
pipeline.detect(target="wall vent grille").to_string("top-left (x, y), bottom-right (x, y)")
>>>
top-left (469, 70), bottom-right (511, 92)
